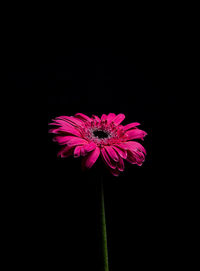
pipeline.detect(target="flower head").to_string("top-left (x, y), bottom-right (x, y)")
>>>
top-left (49, 113), bottom-right (147, 176)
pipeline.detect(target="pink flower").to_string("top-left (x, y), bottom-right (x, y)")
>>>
top-left (49, 113), bottom-right (147, 176)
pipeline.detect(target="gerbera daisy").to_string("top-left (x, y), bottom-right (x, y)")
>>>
top-left (49, 113), bottom-right (147, 176)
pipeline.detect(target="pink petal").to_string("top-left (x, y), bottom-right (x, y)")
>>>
top-left (101, 148), bottom-right (116, 169)
top-left (49, 128), bottom-right (60, 134)
top-left (84, 142), bottom-right (97, 152)
top-left (56, 116), bottom-right (85, 128)
top-left (75, 113), bottom-right (92, 122)
top-left (126, 128), bottom-right (147, 140)
top-left (123, 122), bottom-right (140, 131)
top-left (104, 146), bottom-right (119, 162)
top-left (116, 142), bottom-right (129, 150)
top-left (107, 113), bottom-right (116, 123)
top-left (112, 145), bottom-right (127, 159)
top-left (109, 167), bottom-right (120, 176)
top-left (57, 146), bottom-right (74, 158)
top-left (125, 141), bottom-right (147, 155)
top-left (49, 118), bottom-right (83, 137)
top-left (82, 147), bottom-right (100, 169)
top-left (92, 115), bottom-right (101, 122)
top-left (49, 120), bottom-right (76, 129)
top-left (53, 135), bottom-right (87, 146)
top-left (126, 150), bottom-right (137, 164)
top-left (56, 126), bottom-right (81, 137)
top-left (118, 141), bottom-right (146, 165)
top-left (112, 113), bottom-right (125, 125)
top-left (74, 146), bottom-right (81, 158)
top-left (80, 142), bottom-right (97, 157)
top-left (74, 142), bottom-right (96, 158)
top-left (126, 150), bottom-right (144, 166)
top-left (117, 156), bottom-right (125, 172)
top-left (66, 137), bottom-right (88, 147)
top-left (53, 136), bottom-right (72, 145)
top-left (80, 146), bottom-right (87, 156)
top-left (101, 114), bottom-right (107, 121)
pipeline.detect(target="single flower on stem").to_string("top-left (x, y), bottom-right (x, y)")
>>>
top-left (49, 112), bottom-right (148, 270)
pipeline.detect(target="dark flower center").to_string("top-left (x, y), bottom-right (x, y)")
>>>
top-left (93, 130), bottom-right (109, 139)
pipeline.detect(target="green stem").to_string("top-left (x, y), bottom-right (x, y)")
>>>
top-left (100, 180), bottom-right (109, 271)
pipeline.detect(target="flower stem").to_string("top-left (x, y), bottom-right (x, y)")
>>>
top-left (100, 179), bottom-right (109, 271)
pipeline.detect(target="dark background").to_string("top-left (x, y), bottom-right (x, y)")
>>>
top-left (8, 41), bottom-right (182, 269)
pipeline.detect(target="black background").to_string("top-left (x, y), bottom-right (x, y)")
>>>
top-left (8, 38), bottom-right (183, 269)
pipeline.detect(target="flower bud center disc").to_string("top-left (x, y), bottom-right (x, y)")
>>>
top-left (93, 130), bottom-right (109, 139)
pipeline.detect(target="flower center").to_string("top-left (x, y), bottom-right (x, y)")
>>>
top-left (93, 130), bottom-right (109, 139)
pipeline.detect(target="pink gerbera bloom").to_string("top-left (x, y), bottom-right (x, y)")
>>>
top-left (49, 113), bottom-right (147, 176)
